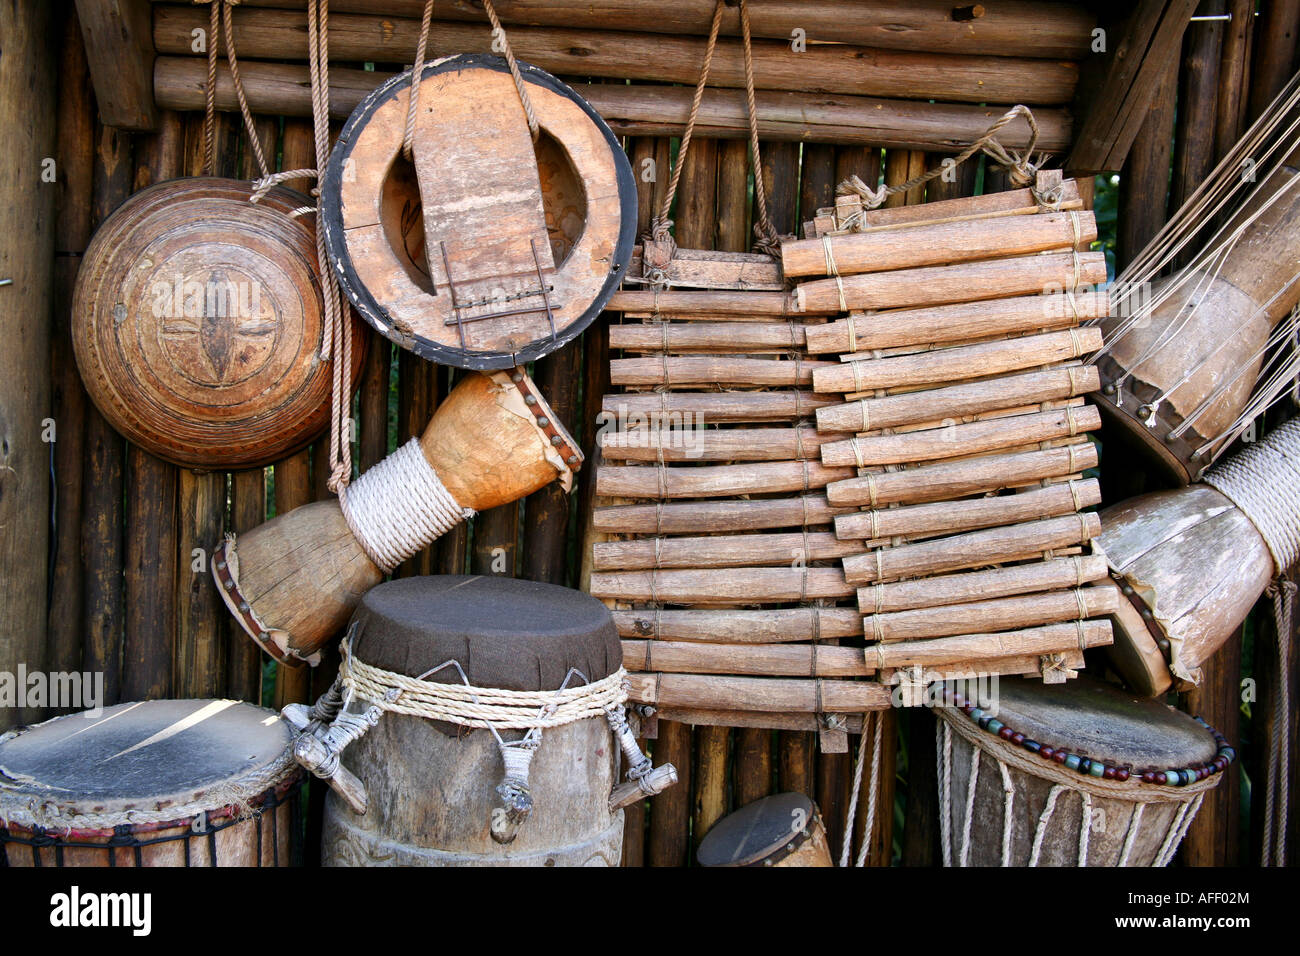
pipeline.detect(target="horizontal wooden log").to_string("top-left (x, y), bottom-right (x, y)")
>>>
top-left (626, 246), bottom-right (784, 291)
top-left (817, 181), bottom-right (1084, 234)
top-left (878, 649), bottom-right (1087, 682)
top-left (782, 210), bottom-right (1096, 278)
top-left (648, 707), bottom-right (865, 734)
top-left (864, 587), bottom-right (1120, 643)
top-left (152, 58), bottom-right (1073, 153)
top-left (873, 620), bottom-right (1112, 668)
top-left (600, 425), bottom-right (845, 462)
top-left (609, 320), bottom-right (810, 353)
top-left (815, 365), bottom-right (1100, 433)
top-left (841, 513), bottom-right (1101, 584)
top-left (604, 390), bottom-right (838, 423)
top-left (857, 554), bottom-right (1110, 613)
top-left (592, 495), bottom-right (851, 535)
top-left (592, 530), bottom-right (862, 571)
top-left (794, 250), bottom-right (1107, 313)
top-left (803, 291), bottom-right (1109, 354)
top-left (824, 442), bottom-right (1098, 508)
top-left (589, 567), bottom-right (852, 604)
top-left (625, 672), bottom-right (892, 713)
top-left (622, 640), bottom-right (873, 678)
top-left (834, 478), bottom-right (1101, 541)
top-left (154, 5), bottom-right (1081, 104)
top-left (607, 290), bottom-right (808, 315)
top-left (813, 327), bottom-right (1104, 394)
top-left (610, 355), bottom-right (834, 387)
top-left (216, 0), bottom-right (1099, 59)
top-left (598, 459), bottom-right (856, 499)
top-left (612, 607), bottom-right (862, 643)
top-left (820, 405), bottom-right (1102, 467)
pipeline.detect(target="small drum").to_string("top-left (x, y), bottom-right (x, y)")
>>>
top-left (697, 793), bottom-right (834, 868)
top-left (73, 178), bottom-right (366, 470)
top-left (936, 676), bottom-right (1234, 867)
top-left (302, 576), bottom-right (673, 866)
top-left (0, 700), bottom-right (302, 867)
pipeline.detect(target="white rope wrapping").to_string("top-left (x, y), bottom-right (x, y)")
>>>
top-left (338, 439), bottom-right (474, 573)
top-left (1204, 417), bottom-right (1300, 573)
top-left (1117, 803), bottom-right (1145, 867)
top-left (341, 649), bottom-right (629, 731)
top-left (997, 759), bottom-right (1015, 866)
top-left (1028, 785), bottom-right (1065, 867)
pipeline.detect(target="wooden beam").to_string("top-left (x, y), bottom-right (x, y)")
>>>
top-left (1068, 0), bottom-right (1200, 172)
top-left (76, 0), bottom-right (158, 131)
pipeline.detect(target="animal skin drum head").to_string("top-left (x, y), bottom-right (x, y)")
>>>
top-left (72, 178), bottom-right (366, 470)
top-left (321, 53), bottom-right (637, 370)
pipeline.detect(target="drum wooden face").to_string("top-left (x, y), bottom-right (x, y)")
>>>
top-left (72, 178), bottom-right (366, 470)
top-left (322, 54), bottom-right (636, 370)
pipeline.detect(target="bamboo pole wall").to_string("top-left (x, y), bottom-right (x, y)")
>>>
top-left (12, 0), bottom-right (1297, 866)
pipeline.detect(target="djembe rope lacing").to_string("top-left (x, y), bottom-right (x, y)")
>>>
top-left (336, 439), bottom-right (474, 573)
top-left (287, 633), bottom-right (673, 839)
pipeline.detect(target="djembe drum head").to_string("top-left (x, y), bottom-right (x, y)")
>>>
top-left (321, 54), bottom-right (637, 370)
top-left (697, 792), bottom-right (832, 867)
top-left (0, 699), bottom-right (301, 867)
top-left (73, 178), bottom-right (366, 470)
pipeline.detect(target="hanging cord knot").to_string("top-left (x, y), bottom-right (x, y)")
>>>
top-left (834, 104), bottom-right (1045, 223)
top-left (492, 734), bottom-right (541, 844)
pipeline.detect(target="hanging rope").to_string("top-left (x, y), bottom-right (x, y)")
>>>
top-left (836, 104), bottom-right (1044, 217)
top-left (839, 711), bottom-right (884, 866)
top-left (738, 0), bottom-right (779, 256)
top-left (481, 0), bottom-right (540, 141)
top-left (1261, 579), bottom-right (1294, 867)
top-left (402, 0), bottom-right (436, 160)
top-left (195, 1), bottom-right (270, 178)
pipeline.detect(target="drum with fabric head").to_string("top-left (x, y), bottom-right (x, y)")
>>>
top-left (0, 700), bottom-right (302, 867)
top-left (697, 792), bottom-right (833, 867)
top-left (936, 676), bottom-right (1234, 867)
top-left (317, 575), bottom-right (633, 866)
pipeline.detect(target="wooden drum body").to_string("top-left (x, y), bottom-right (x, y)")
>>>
top-left (937, 677), bottom-right (1232, 867)
top-left (72, 178), bottom-right (365, 470)
top-left (320, 576), bottom-right (626, 867)
top-left (322, 54), bottom-right (636, 369)
top-left (697, 792), bottom-right (834, 867)
top-left (0, 700), bottom-right (302, 867)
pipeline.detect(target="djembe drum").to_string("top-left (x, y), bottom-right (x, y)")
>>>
top-left (1097, 415), bottom-right (1300, 695)
top-left (936, 676), bottom-right (1234, 867)
top-left (214, 366), bottom-right (581, 665)
top-left (0, 700), bottom-right (302, 867)
top-left (697, 793), bottom-right (834, 868)
top-left (287, 576), bottom-right (676, 866)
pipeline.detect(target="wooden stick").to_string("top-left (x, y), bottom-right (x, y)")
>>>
top-left (834, 477), bottom-right (1101, 541)
top-left (872, 620), bottom-right (1112, 668)
top-left (608, 289), bottom-right (809, 315)
top-left (817, 180), bottom-right (1085, 235)
top-left (803, 291), bottom-right (1108, 354)
top-left (609, 320), bottom-right (810, 352)
top-left (154, 5), bottom-right (1082, 105)
top-left (600, 425), bottom-right (844, 462)
top-left (593, 495), bottom-right (851, 535)
top-left (794, 250), bottom-right (1108, 313)
top-left (152, 57), bottom-right (1073, 153)
top-left (654, 707), bottom-right (865, 734)
top-left (813, 327), bottom-right (1104, 394)
top-left (820, 405), bottom-right (1102, 467)
top-left (824, 442), bottom-right (1098, 508)
top-left (589, 567), bottom-right (853, 604)
top-left (77, 0), bottom-right (157, 130)
top-left (598, 459), bottom-right (855, 499)
top-left (626, 672), bottom-right (893, 713)
top-left (605, 390), bottom-right (839, 423)
top-left (623, 639), bottom-right (874, 678)
top-left (592, 530), bottom-right (864, 571)
top-left (863, 587), bottom-right (1120, 642)
top-left (610, 355), bottom-right (834, 387)
top-left (815, 365), bottom-right (1100, 433)
top-left (612, 607), bottom-right (863, 643)
top-left (782, 210), bottom-right (1097, 278)
top-left (856, 554), bottom-right (1109, 613)
top-left (841, 513), bottom-right (1101, 584)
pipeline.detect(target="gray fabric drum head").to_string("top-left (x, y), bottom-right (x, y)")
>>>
top-left (697, 792), bottom-right (816, 867)
top-left (0, 700), bottom-right (293, 815)
top-left (349, 575), bottom-right (621, 691)
top-left (989, 676), bottom-right (1217, 768)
